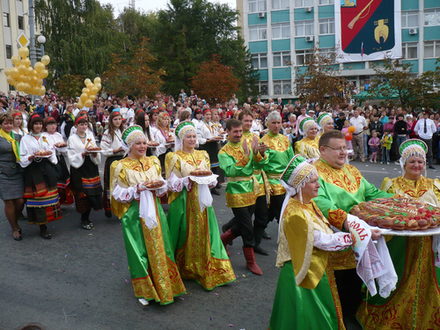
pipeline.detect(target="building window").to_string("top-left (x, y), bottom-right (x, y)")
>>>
top-left (402, 42), bottom-right (418, 59)
top-left (249, 25), bottom-right (267, 41)
top-left (18, 16), bottom-right (24, 30)
top-left (424, 8), bottom-right (440, 26)
top-left (259, 81), bottom-right (268, 95)
top-left (5, 45), bottom-right (12, 59)
top-left (402, 11), bottom-right (419, 28)
top-left (249, 0), bottom-right (267, 13)
top-left (3, 13), bottom-right (10, 27)
top-left (296, 49), bottom-right (314, 65)
top-left (319, 0), bottom-right (334, 5)
top-left (272, 0), bottom-right (289, 10)
top-left (272, 23), bottom-right (290, 39)
top-left (273, 80), bottom-right (292, 95)
top-left (424, 41), bottom-right (440, 58)
top-left (295, 20), bottom-right (314, 36)
top-left (273, 52), bottom-right (291, 67)
top-left (294, 0), bottom-right (313, 8)
top-left (251, 53), bottom-right (268, 69)
top-left (318, 47), bottom-right (335, 60)
top-left (319, 18), bottom-right (335, 34)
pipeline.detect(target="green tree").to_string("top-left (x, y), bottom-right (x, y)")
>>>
top-left (35, 0), bottom-right (125, 82)
top-left (117, 8), bottom-right (159, 53)
top-left (54, 74), bottom-right (86, 98)
top-left (371, 58), bottom-right (440, 109)
top-left (151, 0), bottom-right (257, 100)
top-left (370, 59), bottom-right (416, 108)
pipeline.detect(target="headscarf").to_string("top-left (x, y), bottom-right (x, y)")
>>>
top-left (316, 113), bottom-right (333, 130)
top-left (174, 121), bottom-right (196, 151)
top-left (299, 117), bottom-right (318, 135)
top-left (398, 139), bottom-right (428, 176)
top-left (121, 125), bottom-right (145, 155)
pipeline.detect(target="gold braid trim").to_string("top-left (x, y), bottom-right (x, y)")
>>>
top-left (226, 191), bottom-right (256, 208)
top-left (295, 209), bottom-right (315, 286)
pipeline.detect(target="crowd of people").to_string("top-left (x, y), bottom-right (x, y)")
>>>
top-left (0, 90), bottom-right (439, 329)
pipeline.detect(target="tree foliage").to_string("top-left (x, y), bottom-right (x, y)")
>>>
top-left (35, 0), bottom-right (256, 100)
top-left (371, 58), bottom-right (440, 109)
top-left (35, 0), bottom-right (125, 80)
top-left (101, 39), bottom-right (164, 98)
top-left (296, 51), bottom-right (346, 106)
top-left (152, 0), bottom-right (257, 100)
top-left (191, 55), bottom-right (240, 103)
top-left (54, 74), bottom-right (86, 98)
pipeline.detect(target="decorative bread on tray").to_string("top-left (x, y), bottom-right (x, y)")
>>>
top-left (145, 180), bottom-right (164, 189)
top-left (350, 197), bottom-right (440, 231)
top-left (189, 169), bottom-right (213, 177)
top-left (34, 150), bottom-right (52, 157)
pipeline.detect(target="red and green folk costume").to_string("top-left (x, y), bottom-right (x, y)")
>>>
top-left (357, 176), bottom-right (440, 329)
top-left (111, 156), bottom-right (186, 304)
top-left (271, 199), bottom-right (346, 330)
top-left (218, 141), bottom-right (267, 208)
top-left (241, 131), bottom-right (268, 199)
top-left (260, 132), bottom-right (294, 197)
top-left (165, 150), bottom-right (235, 290)
top-left (313, 159), bottom-right (392, 268)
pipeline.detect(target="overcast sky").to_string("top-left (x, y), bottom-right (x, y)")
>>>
top-left (98, 0), bottom-right (236, 14)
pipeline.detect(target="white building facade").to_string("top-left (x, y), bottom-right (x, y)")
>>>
top-left (237, 0), bottom-right (440, 99)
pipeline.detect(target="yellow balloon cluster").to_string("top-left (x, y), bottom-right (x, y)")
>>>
top-left (4, 47), bottom-right (50, 96)
top-left (77, 77), bottom-right (102, 109)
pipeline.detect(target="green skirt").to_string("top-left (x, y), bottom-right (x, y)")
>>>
top-left (270, 261), bottom-right (339, 330)
top-left (121, 199), bottom-right (186, 305)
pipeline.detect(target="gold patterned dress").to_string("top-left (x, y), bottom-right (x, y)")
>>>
top-left (270, 198), bottom-right (346, 330)
top-left (110, 156), bottom-right (186, 304)
top-left (294, 136), bottom-right (320, 159)
top-left (165, 150), bottom-right (236, 290)
top-left (357, 176), bottom-right (440, 329)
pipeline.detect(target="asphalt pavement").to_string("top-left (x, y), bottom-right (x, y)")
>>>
top-left (0, 161), bottom-right (437, 330)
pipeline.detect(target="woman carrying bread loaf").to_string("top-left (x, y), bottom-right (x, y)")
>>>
top-left (42, 116), bottom-right (73, 205)
top-left (110, 125), bottom-right (186, 305)
top-left (357, 139), bottom-right (440, 329)
top-left (165, 121), bottom-right (235, 290)
top-left (19, 114), bottom-right (61, 239)
top-left (270, 155), bottom-right (352, 329)
top-left (100, 110), bottom-right (125, 218)
top-left (67, 115), bottom-right (102, 230)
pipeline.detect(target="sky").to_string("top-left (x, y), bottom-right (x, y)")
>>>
top-left (99, 0), bottom-right (236, 14)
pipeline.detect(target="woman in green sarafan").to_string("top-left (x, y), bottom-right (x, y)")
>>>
top-left (110, 125), bottom-right (186, 305)
top-left (165, 121), bottom-right (235, 290)
top-left (270, 155), bottom-right (353, 330)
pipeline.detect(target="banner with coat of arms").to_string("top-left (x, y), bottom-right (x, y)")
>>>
top-left (335, 0), bottom-right (402, 63)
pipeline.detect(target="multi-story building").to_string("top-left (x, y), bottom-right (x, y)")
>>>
top-left (237, 0), bottom-right (440, 99)
top-left (0, 0), bottom-right (32, 93)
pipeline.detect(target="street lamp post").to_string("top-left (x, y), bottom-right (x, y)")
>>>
top-left (37, 34), bottom-right (46, 57)
top-left (28, 0), bottom-right (36, 66)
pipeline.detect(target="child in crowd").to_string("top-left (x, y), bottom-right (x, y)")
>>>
top-left (381, 129), bottom-right (393, 164)
top-left (341, 120), bottom-right (353, 160)
top-left (368, 130), bottom-right (380, 163)
top-left (95, 122), bottom-right (104, 143)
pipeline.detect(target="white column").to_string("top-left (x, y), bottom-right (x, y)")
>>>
top-left (418, 0), bottom-right (424, 75)
top-left (266, 0), bottom-right (274, 97)
top-left (290, 0), bottom-right (296, 96)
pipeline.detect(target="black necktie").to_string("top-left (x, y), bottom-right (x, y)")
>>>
top-left (424, 119), bottom-right (427, 134)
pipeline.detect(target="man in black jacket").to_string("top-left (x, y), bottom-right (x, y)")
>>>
top-left (394, 114), bottom-right (408, 148)
top-left (368, 114), bottom-right (383, 137)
